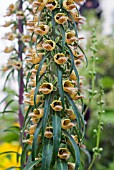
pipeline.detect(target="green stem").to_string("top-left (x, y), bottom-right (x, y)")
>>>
top-left (88, 155), bottom-right (96, 170)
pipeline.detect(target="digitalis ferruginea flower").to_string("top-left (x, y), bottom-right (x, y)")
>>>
top-left (54, 13), bottom-right (68, 24)
top-left (46, 0), bottom-right (58, 11)
top-left (61, 119), bottom-right (74, 130)
top-left (44, 127), bottom-right (53, 138)
top-left (66, 31), bottom-right (77, 44)
top-left (39, 83), bottom-right (53, 94)
top-left (63, 0), bottom-right (76, 10)
top-left (34, 24), bottom-right (50, 35)
top-left (63, 80), bottom-right (76, 93)
top-left (58, 148), bottom-right (71, 160)
top-left (66, 109), bottom-right (76, 120)
top-left (42, 40), bottom-right (56, 51)
top-left (54, 53), bottom-right (67, 65)
top-left (50, 100), bottom-right (63, 111)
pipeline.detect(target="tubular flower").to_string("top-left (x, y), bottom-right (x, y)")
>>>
top-left (16, 10), bottom-right (25, 20)
top-left (2, 21), bottom-right (14, 27)
top-left (3, 46), bottom-right (14, 53)
top-left (67, 162), bottom-right (75, 170)
top-left (34, 63), bottom-right (47, 75)
top-left (33, 0), bottom-right (47, 11)
top-left (69, 10), bottom-right (84, 23)
top-left (21, 35), bottom-right (31, 42)
top-left (58, 148), bottom-right (71, 160)
top-left (66, 31), bottom-right (77, 44)
top-left (13, 61), bottom-right (22, 70)
top-left (44, 127), bottom-right (53, 138)
top-left (54, 13), bottom-right (68, 24)
top-left (29, 108), bottom-right (44, 119)
top-left (24, 94), bottom-right (43, 106)
top-left (61, 119), bottom-right (74, 130)
top-left (50, 100), bottom-right (63, 111)
top-left (69, 91), bottom-right (84, 100)
top-left (23, 135), bottom-right (34, 145)
top-left (39, 82), bottom-right (53, 94)
top-left (42, 40), bottom-right (56, 51)
top-left (63, 80), bottom-right (75, 93)
top-left (25, 124), bottom-right (37, 135)
top-left (66, 109), bottom-right (76, 120)
top-left (63, 0), bottom-right (76, 10)
top-left (26, 52), bottom-right (44, 64)
top-left (54, 53), bottom-right (67, 65)
top-left (46, 0), bottom-right (58, 11)
top-left (73, 0), bottom-right (85, 5)
top-left (3, 32), bottom-right (16, 41)
top-left (70, 70), bottom-right (77, 81)
top-left (34, 24), bottom-right (50, 35)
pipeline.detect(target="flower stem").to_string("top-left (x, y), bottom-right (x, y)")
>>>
top-left (18, 0), bottom-right (24, 129)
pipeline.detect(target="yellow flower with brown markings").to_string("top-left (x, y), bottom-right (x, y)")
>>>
top-left (66, 109), bottom-right (76, 120)
top-left (16, 11), bottom-right (25, 20)
top-left (25, 124), bottom-right (37, 135)
top-left (67, 162), bottom-right (75, 170)
top-left (69, 10), bottom-right (84, 22)
top-left (63, 0), bottom-right (76, 10)
top-left (21, 35), bottom-right (31, 42)
top-left (3, 32), bottom-right (16, 41)
top-left (66, 31), bottom-right (77, 44)
top-left (58, 148), bottom-right (70, 160)
top-left (39, 82), bottom-right (53, 94)
top-left (69, 91), bottom-right (84, 100)
top-left (42, 40), bottom-right (56, 51)
top-left (54, 13), bottom-right (68, 24)
top-left (61, 119), bottom-right (74, 130)
top-left (33, 0), bottom-right (47, 11)
top-left (63, 80), bottom-right (75, 93)
top-left (54, 53), bottom-right (67, 65)
top-left (44, 127), bottom-right (53, 138)
top-left (46, 0), bottom-right (58, 11)
top-left (70, 70), bottom-right (77, 81)
top-left (23, 135), bottom-right (34, 145)
top-left (34, 63), bottom-right (47, 75)
top-left (29, 108), bottom-right (44, 119)
top-left (34, 24), bottom-right (49, 35)
top-left (3, 46), bottom-right (14, 53)
top-left (2, 21), bottom-right (14, 27)
top-left (50, 100), bottom-right (63, 111)
top-left (13, 61), bottom-right (22, 70)
top-left (26, 52), bottom-right (44, 64)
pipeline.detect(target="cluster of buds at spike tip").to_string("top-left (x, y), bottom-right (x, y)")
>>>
top-left (22, 0), bottom-right (86, 169)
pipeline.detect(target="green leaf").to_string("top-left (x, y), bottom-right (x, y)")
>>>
top-left (57, 159), bottom-right (68, 170)
top-left (23, 160), bottom-right (41, 170)
top-left (51, 111), bottom-right (61, 165)
top-left (57, 66), bottom-right (64, 108)
top-left (21, 143), bottom-right (29, 168)
top-left (25, 71), bottom-right (31, 92)
top-left (65, 93), bottom-right (81, 129)
top-left (41, 138), bottom-right (53, 170)
top-left (42, 94), bottom-right (51, 140)
top-left (2, 100), bottom-right (17, 116)
top-left (32, 119), bottom-right (42, 160)
top-left (0, 95), bottom-right (8, 105)
top-left (81, 148), bottom-right (91, 164)
top-left (36, 52), bottom-right (50, 84)
top-left (63, 130), bottom-right (80, 170)
top-left (3, 69), bottom-right (14, 89)
top-left (78, 44), bottom-right (88, 67)
top-left (60, 25), bottom-right (65, 49)
top-left (65, 43), bottom-right (74, 73)
top-left (34, 73), bottom-right (45, 108)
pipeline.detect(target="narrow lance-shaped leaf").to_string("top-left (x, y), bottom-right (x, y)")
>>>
top-left (57, 159), bottom-right (68, 170)
top-left (51, 111), bottom-right (61, 166)
top-left (42, 93), bottom-right (52, 140)
top-left (32, 118), bottom-right (42, 160)
top-left (57, 66), bottom-right (64, 108)
top-left (63, 129), bottom-right (80, 170)
top-left (41, 138), bottom-right (53, 170)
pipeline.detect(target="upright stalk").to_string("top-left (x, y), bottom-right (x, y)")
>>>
top-left (18, 0), bottom-right (24, 129)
